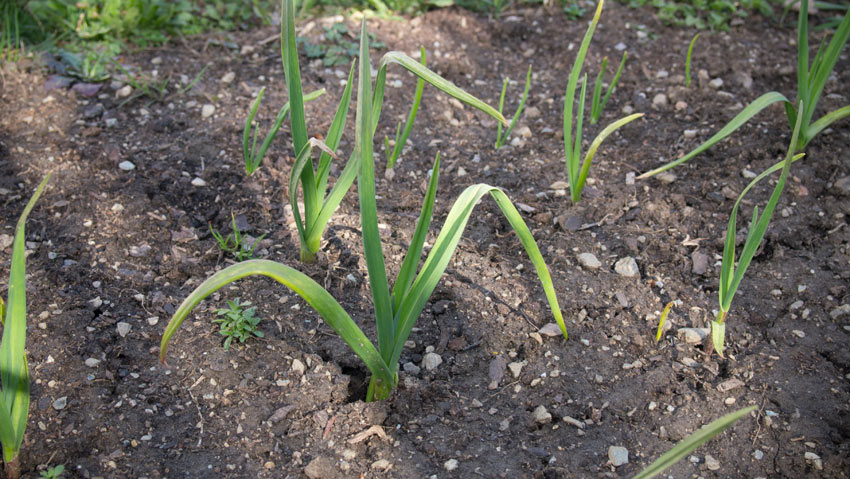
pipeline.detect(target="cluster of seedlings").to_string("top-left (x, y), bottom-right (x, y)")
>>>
top-left (2, 0), bottom-right (848, 476)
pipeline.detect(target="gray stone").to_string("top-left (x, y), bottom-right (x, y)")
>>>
top-left (532, 405), bottom-right (552, 424)
top-left (507, 361), bottom-right (524, 378)
top-left (291, 359), bottom-right (306, 374)
top-left (652, 93), bottom-right (668, 108)
top-left (403, 362), bottom-right (421, 375)
top-left (83, 103), bottom-right (104, 119)
top-left (833, 176), bottom-right (850, 195)
top-left (691, 251), bottom-right (709, 275)
top-left (830, 304), bottom-right (850, 319)
top-left (677, 327), bottom-right (710, 344)
top-left (201, 104), bottom-right (215, 118)
top-left (608, 446), bottom-right (629, 466)
top-left (614, 257), bottom-right (640, 278)
top-left (304, 456), bottom-right (340, 479)
top-left (577, 253), bottom-right (601, 270)
top-left (116, 322), bottom-right (131, 338)
top-left (85, 358), bottom-right (101, 367)
top-left (52, 396), bottom-right (68, 411)
top-left (704, 454), bottom-right (720, 471)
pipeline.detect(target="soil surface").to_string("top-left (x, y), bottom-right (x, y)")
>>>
top-left (1, 3), bottom-right (849, 478)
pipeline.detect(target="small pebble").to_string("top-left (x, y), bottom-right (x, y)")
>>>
top-left (532, 405), bottom-right (552, 424)
top-left (444, 459), bottom-right (459, 471)
top-left (52, 396), bottom-right (68, 411)
top-left (656, 171), bottom-right (677, 184)
top-left (116, 322), bottom-right (131, 338)
top-left (201, 104), bottom-right (215, 118)
top-left (85, 358), bottom-right (101, 367)
top-left (421, 352), bottom-right (443, 371)
top-left (118, 161), bottom-right (136, 171)
top-left (608, 446), bottom-right (629, 466)
top-left (704, 454), bottom-right (721, 470)
top-left (614, 257), bottom-right (639, 278)
top-left (508, 361), bottom-right (524, 378)
top-left (191, 177), bottom-right (207, 187)
top-left (221, 72), bottom-right (236, 84)
top-left (709, 78), bottom-right (724, 89)
top-left (652, 93), bottom-right (668, 108)
top-left (291, 359), bottom-right (306, 374)
top-left (577, 253), bottom-right (601, 270)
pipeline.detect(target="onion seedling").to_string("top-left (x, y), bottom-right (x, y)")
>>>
top-left (590, 51), bottom-right (627, 125)
top-left (684, 33), bottom-right (700, 88)
top-left (564, 0), bottom-right (643, 203)
top-left (639, 0), bottom-right (850, 179)
top-left (1, 174), bottom-right (49, 479)
top-left (385, 47), bottom-right (426, 169)
top-left (278, 0), bottom-right (507, 263)
top-left (161, 21), bottom-right (564, 403)
top-left (654, 301), bottom-right (673, 342)
top-left (713, 104), bottom-right (805, 358)
top-left (633, 405), bottom-right (757, 479)
top-left (495, 66), bottom-right (532, 149)
top-left (242, 87), bottom-right (325, 175)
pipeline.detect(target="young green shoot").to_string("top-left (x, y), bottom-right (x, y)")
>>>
top-left (639, 1), bottom-right (850, 179)
top-left (161, 19), bottom-right (563, 404)
top-left (713, 103), bottom-right (805, 358)
top-left (685, 33), bottom-right (700, 88)
top-left (385, 47), bottom-right (426, 169)
top-left (243, 87), bottom-right (325, 175)
top-left (1, 174), bottom-right (49, 479)
top-left (633, 405), bottom-right (757, 479)
top-left (590, 51), bottom-right (627, 124)
top-left (214, 298), bottom-right (263, 350)
top-left (655, 301), bottom-right (673, 342)
top-left (39, 464), bottom-right (65, 479)
top-left (495, 66), bottom-right (532, 149)
top-left (564, 0), bottom-right (643, 203)
top-left (279, 0), bottom-right (507, 263)
top-left (209, 213), bottom-right (266, 262)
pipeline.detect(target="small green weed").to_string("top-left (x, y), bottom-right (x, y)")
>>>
top-left (39, 465), bottom-right (65, 479)
top-left (495, 66), bottom-right (532, 149)
top-left (209, 214), bottom-right (266, 262)
top-left (213, 299), bottom-right (263, 351)
top-left (590, 51), bottom-right (627, 124)
top-left (620, 0), bottom-right (774, 31)
top-left (685, 33), bottom-right (700, 88)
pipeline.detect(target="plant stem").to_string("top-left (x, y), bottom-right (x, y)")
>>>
top-left (299, 243), bottom-right (317, 263)
top-left (4, 454), bottom-right (20, 479)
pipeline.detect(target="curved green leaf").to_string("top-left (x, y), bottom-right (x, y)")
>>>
top-left (159, 260), bottom-right (394, 387)
top-left (573, 112), bottom-right (643, 202)
top-left (637, 92), bottom-right (789, 179)
top-left (632, 405), bottom-right (757, 479)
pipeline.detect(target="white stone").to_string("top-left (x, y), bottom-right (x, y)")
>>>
top-left (85, 358), bottom-right (101, 367)
top-left (444, 459), bottom-right (458, 471)
top-left (608, 446), bottom-right (629, 466)
top-left (577, 253), bottom-right (601, 270)
top-left (614, 257), bottom-right (639, 278)
top-left (201, 104), bottom-right (215, 118)
top-left (422, 352), bottom-right (443, 371)
top-left (291, 359), bottom-right (306, 374)
top-left (191, 177), bottom-right (207, 187)
top-left (532, 405), bottom-right (552, 424)
top-left (221, 72), bottom-right (236, 84)
top-left (507, 361), bottom-right (524, 378)
top-left (705, 454), bottom-right (720, 470)
top-left (117, 322), bottom-right (131, 337)
top-left (118, 161), bottom-right (136, 171)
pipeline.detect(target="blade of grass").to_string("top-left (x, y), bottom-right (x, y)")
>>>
top-left (654, 302), bottom-right (673, 342)
top-left (356, 18), bottom-right (394, 364)
top-left (685, 33), bottom-right (700, 88)
top-left (637, 92), bottom-right (789, 179)
top-left (632, 406), bottom-right (757, 479)
top-left (387, 47), bottom-right (426, 168)
top-left (496, 66), bottom-right (532, 148)
top-left (1, 174), bottom-right (49, 465)
top-left (573, 112), bottom-right (643, 202)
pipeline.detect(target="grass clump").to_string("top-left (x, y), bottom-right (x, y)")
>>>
top-left (161, 12), bottom-right (565, 403)
top-left (209, 213), bottom-right (266, 262)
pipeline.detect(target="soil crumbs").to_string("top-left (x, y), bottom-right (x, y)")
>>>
top-left (1, 3), bottom-right (849, 478)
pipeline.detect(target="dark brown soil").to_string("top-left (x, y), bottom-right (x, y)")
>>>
top-left (1, 3), bottom-right (849, 478)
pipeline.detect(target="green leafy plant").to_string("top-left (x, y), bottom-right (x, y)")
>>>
top-left (639, 0), bottom-right (850, 179)
top-left (214, 298), bottom-right (264, 350)
top-left (685, 32), bottom-right (700, 88)
top-left (1, 174), bottom-right (49, 479)
top-left (56, 49), bottom-right (111, 82)
top-left (620, 0), bottom-right (773, 31)
top-left (590, 51), bottom-right (627, 124)
top-left (564, 0), bottom-right (643, 203)
top-left (563, 0), bottom-right (587, 19)
top-left (495, 66), bottom-right (532, 149)
top-left (209, 213), bottom-right (266, 262)
top-left (385, 47), bottom-right (426, 168)
top-left (279, 0), bottom-right (507, 263)
top-left (161, 18), bottom-right (565, 403)
top-left (39, 464), bottom-right (65, 479)
top-left (712, 103), bottom-right (805, 357)
top-left (243, 87), bottom-right (325, 175)
top-left (634, 405), bottom-right (757, 478)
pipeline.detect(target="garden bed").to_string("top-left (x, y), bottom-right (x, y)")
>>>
top-left (1, 2), bottom-right (849, 477)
